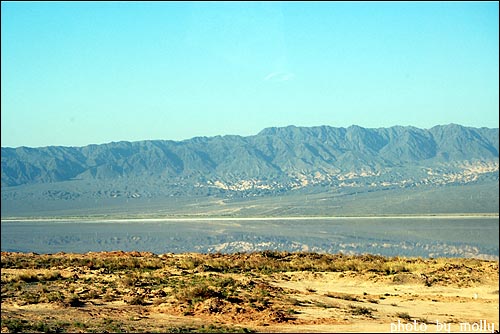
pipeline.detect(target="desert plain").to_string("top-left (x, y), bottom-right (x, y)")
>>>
top-left (1, 251), bottom-right (498, 333)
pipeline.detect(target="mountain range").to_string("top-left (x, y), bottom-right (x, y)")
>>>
top-left (1, 124), bottom-right (499, 217)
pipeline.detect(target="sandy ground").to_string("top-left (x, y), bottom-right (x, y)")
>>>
top-left (264, 271), bottom-right (499, 332)
top-left (1, 252), bottom-right (498, 333)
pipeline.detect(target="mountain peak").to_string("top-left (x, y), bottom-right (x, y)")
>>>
top-left (1, 124), bottom-right (498, 188)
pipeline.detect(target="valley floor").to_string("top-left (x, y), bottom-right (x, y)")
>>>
top-left (1, 251), bottom-right (498, 333)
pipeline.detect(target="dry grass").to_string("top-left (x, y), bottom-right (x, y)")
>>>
top-left (1, 251), bottom-right (498, 333)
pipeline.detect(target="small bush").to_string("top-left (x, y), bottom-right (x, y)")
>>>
top-left (325, 292), bottom-right (359, 301)
top-left (121, 272), bottom-right (142, 287)
top-left (314, 301), bottom-right (339, 309)
top-left (102, 291), bottom-right (116, 302)
top-left (417, 317), bottom-right (433, 325)
top-left (16, 272), bottom-right (39, 283)
top-left (66, 294), bottom-right (84, 307)
top-left (396, 312), bottom-right (412, 321)
top-left (350, 305), bottom-right (374, 316)
top-left (45, 291), bottom-right (64, 303)
top-left (0, 318), bottom-right (68, 333)
top-left (20, 292), bottom-right (40, 305)
top-left (128, 295), bottom-right (146, 305)
top-left (1, 318), bottom-right (29, 333)
top-left (176, 284), bottom-right (220, 304)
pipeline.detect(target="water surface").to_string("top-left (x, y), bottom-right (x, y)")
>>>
top-left (1, 217), bottom-right (498, 259)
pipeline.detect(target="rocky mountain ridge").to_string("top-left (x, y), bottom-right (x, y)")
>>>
top-left (2, 124), bottom-right (498, 186)
top-left (1, 124), bottom-right (498, 216)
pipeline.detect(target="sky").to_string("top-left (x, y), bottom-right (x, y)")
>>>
top-left (1, 1), bottom-right (499, 148)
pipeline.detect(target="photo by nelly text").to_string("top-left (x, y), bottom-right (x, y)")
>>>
top-left (390, 319), bottom-right (496, 333)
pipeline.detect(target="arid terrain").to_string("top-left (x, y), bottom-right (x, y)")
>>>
top-left (1, 251), bottom-right (498, 333)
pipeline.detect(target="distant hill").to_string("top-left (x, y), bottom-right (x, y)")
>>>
top-left (1, 124), bottom-right (499, 217)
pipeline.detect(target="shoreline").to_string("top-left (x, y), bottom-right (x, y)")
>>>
top-left (2, 213), bottom-right (499, 223)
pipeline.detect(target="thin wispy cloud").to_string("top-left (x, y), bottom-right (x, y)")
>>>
top-left (264, 71), bottom-right (295, 82)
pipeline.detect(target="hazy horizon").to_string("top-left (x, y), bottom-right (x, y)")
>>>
top-left (1, 122), bottom-right (499, 149)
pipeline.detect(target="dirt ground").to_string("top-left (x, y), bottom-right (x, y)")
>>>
top-left (1, 251), bottom-right (498, 333)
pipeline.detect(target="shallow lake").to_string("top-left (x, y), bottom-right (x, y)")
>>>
top-left (1, 217), bottom-right (498, 259)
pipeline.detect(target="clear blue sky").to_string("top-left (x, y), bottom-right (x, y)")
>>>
top-left (1, 1), bottom-right (499, 148)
